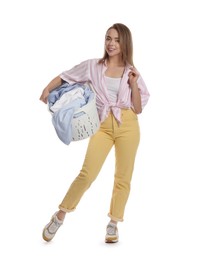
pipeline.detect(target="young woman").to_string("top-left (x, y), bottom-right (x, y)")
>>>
top-left (40, 23), bottom-right (150, 243)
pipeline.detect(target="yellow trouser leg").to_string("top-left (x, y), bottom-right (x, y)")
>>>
top-left (108, 110), bottom-right (140, 221)
top-left (59, 114), bottom-right (114, 212)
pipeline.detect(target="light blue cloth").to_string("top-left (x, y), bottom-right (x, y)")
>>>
top-left (48, 82), bottom-right (94, 145)
top-left (48, 82), bottom-right (84, 107)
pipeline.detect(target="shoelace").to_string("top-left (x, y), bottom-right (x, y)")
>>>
top-left (48, 217), bottom-right (62, 233)
top-left (107, 224), bottom-right (117, 235)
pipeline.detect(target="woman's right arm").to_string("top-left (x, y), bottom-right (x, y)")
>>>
top-left (39, 75), bottom-right (63, 104)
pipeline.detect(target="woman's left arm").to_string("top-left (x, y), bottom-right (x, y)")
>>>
top-left (130, 82), bottom-right (142, 114)
top-left (128, 67), bottom-right (142, 114)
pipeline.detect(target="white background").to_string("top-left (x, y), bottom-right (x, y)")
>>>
top-left (0, 0), bottom-right (201, 259)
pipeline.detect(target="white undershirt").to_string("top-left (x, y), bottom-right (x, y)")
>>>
top-left (105, 76), bottom-right (121, 103)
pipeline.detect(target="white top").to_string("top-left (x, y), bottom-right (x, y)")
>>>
top-left (105, 76), bottom-right (121, 103)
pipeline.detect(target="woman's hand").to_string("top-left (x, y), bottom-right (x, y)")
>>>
top-left (39, 75), bottom-right (63, 104)
top-left (39, 88), bottom-right (50, 104)
top-left (128, 67), bottom-right (139, 87)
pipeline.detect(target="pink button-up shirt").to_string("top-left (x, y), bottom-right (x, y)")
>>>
top-left (60, 59), bottom-right (150, 124)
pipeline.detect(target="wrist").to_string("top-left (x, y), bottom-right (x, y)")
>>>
top-left (130, 82), bottom-right (138, 89)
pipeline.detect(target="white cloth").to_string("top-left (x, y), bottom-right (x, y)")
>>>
top-left (50, 87), bottom-right (85, 113)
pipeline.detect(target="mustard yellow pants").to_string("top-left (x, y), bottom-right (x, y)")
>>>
top-left (59, 109), bottom-right (140, 221)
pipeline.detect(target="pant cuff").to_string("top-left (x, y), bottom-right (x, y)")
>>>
top-left (108, 213), bottom-right (124, 222)
top-left (59, 205), bottom-right (75, 213)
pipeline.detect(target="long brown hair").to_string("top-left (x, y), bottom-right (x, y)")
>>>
top-left (99, 23), bottom-right (134, 66)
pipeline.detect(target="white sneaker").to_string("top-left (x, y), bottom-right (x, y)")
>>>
top-left (42, 212), bottom-right (63, 242)
top-left (105, 222), bottom-right (119, 243)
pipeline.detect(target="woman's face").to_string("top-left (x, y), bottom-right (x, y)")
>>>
top-left (105, 28), bottom-right (121, 58)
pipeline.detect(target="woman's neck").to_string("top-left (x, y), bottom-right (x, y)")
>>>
top-left (105, 60), bottom-right (125, 78)
top-left (107, 57), bottom-right (125, 68)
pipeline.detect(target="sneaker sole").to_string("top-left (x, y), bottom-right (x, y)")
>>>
top-left (105, 237), bottom-right (119, 243)
top-left (42, 228), bottom-right (53, 242)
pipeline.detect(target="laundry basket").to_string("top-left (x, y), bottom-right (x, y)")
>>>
top-left (72, 90), bottom-right (100, 141)
top-left (48, 82), bottom-right (100, 143)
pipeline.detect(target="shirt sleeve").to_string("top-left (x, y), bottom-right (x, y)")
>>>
top-left (137, 75), bottom-right (150, 110)
top-left (60, 60), bottom-right (89, 84)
